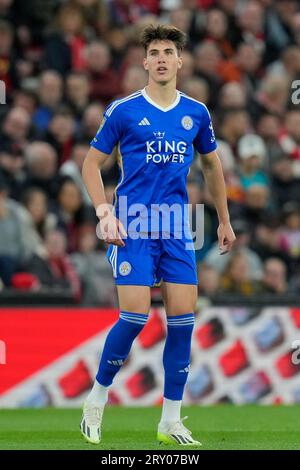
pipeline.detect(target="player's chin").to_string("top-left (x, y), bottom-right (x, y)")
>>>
top-left (155, 77), bottom-right (169, 85)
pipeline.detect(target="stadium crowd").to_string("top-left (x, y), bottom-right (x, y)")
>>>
top-left (0, 0), bottom-right (300, 304)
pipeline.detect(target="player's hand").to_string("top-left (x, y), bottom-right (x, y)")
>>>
top-left (97, 208), bottom-right (127, 247)
top-left (217, 221), bottom-right (236, 255)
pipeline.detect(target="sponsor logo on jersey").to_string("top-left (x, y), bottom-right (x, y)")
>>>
top-left (145, 138), bottom-right (187, 164)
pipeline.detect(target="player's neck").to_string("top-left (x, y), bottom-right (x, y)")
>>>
top-left (145, 82), bottom-right (178, 109)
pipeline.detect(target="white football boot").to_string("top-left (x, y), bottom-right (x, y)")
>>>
top-left (157, 416), bottom-right (202, 446)
top-left (80, 401), bottom-right (104, 444)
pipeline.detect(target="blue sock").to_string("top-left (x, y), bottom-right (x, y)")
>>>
top-left (163, 313), bottom-right (195, 400)
top-left (96, 311), bottom-right (148, 386)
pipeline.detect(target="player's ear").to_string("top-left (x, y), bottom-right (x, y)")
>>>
top-left (177, 56), bottom-right (183, 70)
top-left (143, 58), bottom-right (149, 71)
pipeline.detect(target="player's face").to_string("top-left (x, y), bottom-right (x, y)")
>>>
top-left (143, 40), bottom-right (182, 84)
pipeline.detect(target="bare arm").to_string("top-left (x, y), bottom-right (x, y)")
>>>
top-left (201, 150), bottom-right (236, 253)
top-left (82, 146), bottom-right (126, 246)
top-left (82, 146), bottom-right (110, 211)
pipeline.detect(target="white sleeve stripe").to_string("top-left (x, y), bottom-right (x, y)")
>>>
top-left (106, 92), bottom-right (142, 117)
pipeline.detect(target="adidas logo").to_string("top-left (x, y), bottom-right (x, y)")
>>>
top-left (179, 366), bottom-right (190, 373)
top-left (108, 359), bottom-right (124, 366)
top-left (138, 117), bottom-right (150, 126)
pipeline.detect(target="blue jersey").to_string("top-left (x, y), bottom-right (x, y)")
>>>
top-left (91, 88), bottom-right (217, 233)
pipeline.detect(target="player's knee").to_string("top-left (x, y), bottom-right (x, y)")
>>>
top-left (119, 301), bottom-right (151, 314)
top-left (166, 298), bottom-right (197, 315)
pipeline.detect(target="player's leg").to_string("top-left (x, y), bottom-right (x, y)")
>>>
top-left (157, 282), bottom-right (200, 445)
top-left (94, 285), bottom-right (150, 390)
top-left (81, 285), bottom-right (151, 444)
top-left (81, 237), bottom-right (154, 444)
top-left (156, 237), bottom-right (201, 445)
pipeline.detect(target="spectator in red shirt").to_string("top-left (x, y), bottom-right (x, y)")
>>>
top-left (85, 40), bottom-right (121, 104)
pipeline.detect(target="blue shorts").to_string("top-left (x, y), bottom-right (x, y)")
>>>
top-left (106, 234), bottom-right (197, 286)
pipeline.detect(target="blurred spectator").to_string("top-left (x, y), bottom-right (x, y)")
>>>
top-left (45, 108), bottom-right (76, 165)
top-left (279, 109), bottom-right (300, 164)
top-left (217, 107), bottom-right (250, 151)
top-left (0, 106), bottom-right (31, 150)
top-left (216, 139), bottom-right (244, 203)
top-left (118, 41), bottom-right (145, 78)
top-left (0, 174), bottom-right (37, 285)
top-left (78, 103), bottom-right (105, 141)
top-left (85, 40), bottom-right (121, 103)
top-left (26, 229), bottom-right (81, 301)
top-left (54, 177), bottom-right (93, 253)
top-left (71, 223), bottom-right (117, 306)
top-left (177, 50), bottom-right (195, 88)
top-left (70, 0), bottom-right (110, 35)
top-left (0, 19), bottom-right (18, 95)
top-left (259, 257), bottom-right (288, 294)
top-left (237, 134), bottom-right (268, 190)
top-left (22, 187), bottom-right (57, 242)
top-left (224, 43), bottom-right (263, 91)
top-left (205, 8), bottom-right (235, 58)
top-left (236, 1), bottom-right (265, 53)
top-left (220, 250), bottom-right (260, 295)
top-left (32, 70), bottom-right (63, 131)
top-left (269, 46), bottom-right (300, 83)
top-left (0, 0), bottom-right (14, 22)
top-left (120, 65), bottom-right (147, 96)
top-left (279, 202), bottom-right (300, 259)
top-left (291, 12), bottom-right (300, 47)
top-left (24, 141), bottom-right (59, 200)
top-left (251, 219), bottom-right (291, 271)
top-left (198, 263), bottom-right (220, 297)
top-left (264, 0), bottom-right (298, 64)
top-left (12, 88), bottom-right (38, 116)
top-left (44, 2), bottom-right (87, 75)
top-left (0, 141), bottom-right (25, 200)
top-left (204, 218), bottom-right (263, 279)
top-left (180, 76), bottom-right (209, 104)
top-left (216, 0), bottom-right (243, 47)
top-left (60, 141), bottom-right (92, 205)
top-left (254, 74), bottom-right (290, 117)
top-left (240, 184), bottom-right (270, 228)
top-left (194, 41), bottom-right (223, 108)
top-left (168, 7), bottom-right (192, 36)
top-left (271, 156), bottom-right (300, 208)
top-left (66, 71), bottom-right (90, 120)
top-left (108, 0), bottom-right (151, 25)
top-left (219, 82), bottom-right (247, 109)
top-left (255, 112), bottom-right (282, 167)
top-left (105, 26), bottom-right (130, 70)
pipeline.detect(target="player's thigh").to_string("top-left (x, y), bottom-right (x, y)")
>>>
top-left (117, 285), bottom-right (151, 314)
top-left (161, 282), bottom-right (198, 316)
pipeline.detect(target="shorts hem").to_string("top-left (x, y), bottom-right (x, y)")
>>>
top-left (161, 278), bottom-right (198, 285)
top-left (115, 280), bottom-right (154, 286)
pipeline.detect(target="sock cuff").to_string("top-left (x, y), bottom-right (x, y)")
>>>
top-left (120, 311), bottom-right (148, 326)
top-left (167, 313), bottom-right (194, 327)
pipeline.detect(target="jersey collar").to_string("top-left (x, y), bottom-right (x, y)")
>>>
top-left (141, 87), bottom-right (181, 112)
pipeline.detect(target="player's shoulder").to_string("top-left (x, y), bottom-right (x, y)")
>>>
top-left (105, 90), bottom-right (143, 118)
top-left (178, 91), bottom-right (210, 115)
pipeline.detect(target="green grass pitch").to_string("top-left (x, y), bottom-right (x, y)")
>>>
top-left (0, 405), bottom-right (300, 450)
